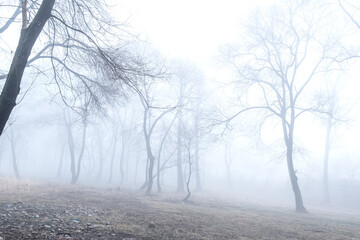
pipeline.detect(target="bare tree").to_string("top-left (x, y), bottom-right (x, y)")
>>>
top-left (0, 0), bottom-right (55, 134)
top-left (6, 126), bottom-right (20, 179)
top-left (95, 129), bottom-right (105, 181)
top-left (118, 134), bottom-right (126, 184)
top-left (156, 116), bottom-right (177, 192)
top-left (222, 1), bottom-right (347, 213)
top-left (56, 136), bottom-right (66, 178)
top-left (313, 75), bottom-right (354, 204)
top-left (63, 107), bottom-right (88, 184)
top-left (107, 109), bottom-right (134, 184)
top-left (193, 114), bottom-right (202, 191)
top-left (142, 106), bottom-right (176, 194)
top-left (320, 88), bottom-right (336, 204)
top-left (171, 60), bottom-right (204, 192)
top-left (338, 0), bottom-right (360, 29)
top-left (223, 137), bottom-right (242, 189)
top-left (135, 71), bottom-right (177, 195)
top-left (108, 124), bottom-right (119, 184)
top-left (176, 111), bottom-right (200, 202)
top-left (176, 108), bottom-right (185, 192)
top-left (0, 0), bottom-right (147, 136)
top-left (182, 133), bottom-right (194, 202)
top-left (0, 3), bottom-right (21, 34)
top-left (192, 78), bottom-right (208, 192)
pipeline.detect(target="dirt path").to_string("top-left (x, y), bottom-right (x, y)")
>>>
top-left (0, 178), bottom-right (359, 239)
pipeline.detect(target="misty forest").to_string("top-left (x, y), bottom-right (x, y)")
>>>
top-left (0, 0), bottom-right (360, 239)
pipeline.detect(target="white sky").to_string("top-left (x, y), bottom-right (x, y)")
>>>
top-left (117, 0), bottom-right (271, 66)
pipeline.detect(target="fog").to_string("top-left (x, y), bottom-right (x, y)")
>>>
top-left (1, 1), bottom-right (360, 234)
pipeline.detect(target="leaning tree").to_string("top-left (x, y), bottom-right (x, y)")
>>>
top-left (0, 0), bottom-right (146, 135)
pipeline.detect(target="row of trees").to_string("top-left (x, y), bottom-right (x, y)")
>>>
top-left (1, 0), bottom-right (360, 212)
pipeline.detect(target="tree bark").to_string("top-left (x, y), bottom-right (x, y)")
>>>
top-left (156, 154), bottom-right (162, 192)
top-left (194, 117), bottom-right (201, 191)
top-left (9, 128), bottom-right (20, 179)
top-left (143, 156), bottom-right (149, 188)
top-left (96, 132), bottom-right (104, 181)
top-left (68, 121), bottom-right (87, 185)
top-left (143, 108), bottom-right (155, 195)
top-left (183, 142), bottom-right (193, 202)
top-left (108, 135), bottom-right (117, 183)
top-left (68, 123), bottom-right (76, 183)
top-left (176, 110), bottom-right (184, 192)
top-left (0, 141), bottom-right (3, 170)
top-left (284, 121), bottom-right (307, 213)
top-left (56, 141), bottom-right (66, 178)
top-left (183, 157), bottom-right (192, 202)
top-left (21, 0), bottom-right (28, 29)
top-left (119, 136), bottom-right (126, 184)
top-left (74, 121), bottom-right (87, 183)
top-left (226, 165), bottom-right (232, 189)
top-left (322, 115), bottom-right (332, 204)
top-left (134, 144), bottom-right (140, 184)
top-left (156, 114), bottom-right (177, 192)
top-left (145, 153), bottom-right (155, 195)
top-left (224, 143), bottom-right (232, 189)
top-left (0, 0), bottom-right (55, 135)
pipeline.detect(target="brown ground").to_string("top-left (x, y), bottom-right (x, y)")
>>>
top-left (0, 178), bottom-right (359, 240)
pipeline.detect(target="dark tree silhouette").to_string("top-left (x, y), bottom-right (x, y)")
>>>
top-left (0, 0), bottom-right (147, 136)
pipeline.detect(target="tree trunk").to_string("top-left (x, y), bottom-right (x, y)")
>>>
top-left (142, 108), bottom-right (154, 195)
top-left (69, 121), bottom-right (87, 185)
top-left (134, 145), bottom-right (140, 184)
top-left (226, 164), bottom-right (232, 189)
top-left (224, 144), bottom-right (232, 189)
top-left (74, 122), bottom-right (87, 183)
top-left (125, 145), bottom-right (129, 184)
top-left (9, 129), bottom-right (20, 179)
top-left (144, 129), bottom-right (155, 194)
top-left (0, 141), bottom-right (3, 170)
top-left (285, 126), bottom-right (307, 213)
top-left (56, 142), bottom-right (66, 178)
top-left (145, 154), bottom-right (155, 195)
top-left (194, 118), bottom-right (201, 191)
top-left (0, 0), bottom-right (55, 135)
top-left (119, 137), bottom-right (125, 184)
top-left (156, 153), bottom-right (162, 192)
top-left (96, 132), bottom-right (104, 181)
top-left (144, 156), bottom-right (149, 187)
top-left (183, 146), bottom-right (192, 202)
top-left (322, 115), bottom-right (332, 204)
top-left (176, 111), bottom-right (184, 192)
top-left (68, 124), bottom-right (77, 184)
top-left (108, 136), bottom-right (117, 183)
top-left (157, 113), bottom-right (177, 192)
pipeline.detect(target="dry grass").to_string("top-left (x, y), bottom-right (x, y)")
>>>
top-left (0, 178), bottom-right (359, 239)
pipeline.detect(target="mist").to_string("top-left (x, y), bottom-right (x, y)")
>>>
top-left (0, 0), bottom-right (360, 239)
